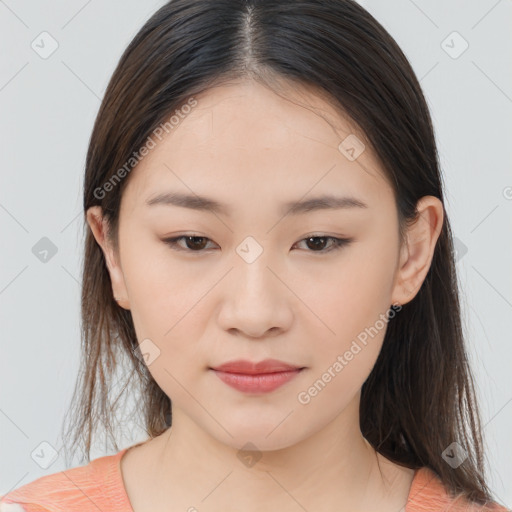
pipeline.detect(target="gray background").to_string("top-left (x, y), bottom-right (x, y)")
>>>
top-left (1, 0), bottom-right (511, 506)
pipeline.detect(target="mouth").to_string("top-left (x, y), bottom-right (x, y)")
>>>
top-left (210, 358), bottom-right (304, 374)
top-left (209, 359), bottom-right (306, 394)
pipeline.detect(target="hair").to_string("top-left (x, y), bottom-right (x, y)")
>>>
top-left (60, 0), bottom-right (498, 505)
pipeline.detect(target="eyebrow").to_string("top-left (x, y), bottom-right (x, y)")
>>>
top-left (145, 191), bottom-right (368, 216)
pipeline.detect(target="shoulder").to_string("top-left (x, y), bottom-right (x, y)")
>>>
top-left (0, 448), bottom-right (129, 512)
top-left (407, 467), bottom-right (510, 512)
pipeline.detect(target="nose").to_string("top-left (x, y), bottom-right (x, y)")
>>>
top-left (217, 252), bottom-right (293, 339)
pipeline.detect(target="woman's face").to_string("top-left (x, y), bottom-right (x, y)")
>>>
top-left (95, 79), bottom-right (411, 450)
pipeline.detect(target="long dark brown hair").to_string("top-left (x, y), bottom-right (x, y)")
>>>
top-left (61, 0), bottom-right (498, 505)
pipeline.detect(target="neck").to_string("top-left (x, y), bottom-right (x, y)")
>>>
top-left (137, 395), bottom-right (413, 511)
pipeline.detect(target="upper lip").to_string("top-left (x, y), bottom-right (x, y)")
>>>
top-left (211, 359), bottom-right (303, 375)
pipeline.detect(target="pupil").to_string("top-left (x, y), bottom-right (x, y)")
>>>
top-left (307, 237), bottom-right (326, 250)
top-left (187, 236), bottom-right (207, 250)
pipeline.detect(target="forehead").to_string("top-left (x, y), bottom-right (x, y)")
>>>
top-left (121, 79), bottom-right (393, 213)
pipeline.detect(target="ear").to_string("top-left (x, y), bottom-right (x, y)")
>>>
top-left (391, 195), bottom-right (444, 306)
top-left (86, 206), bottom-right (130, 310)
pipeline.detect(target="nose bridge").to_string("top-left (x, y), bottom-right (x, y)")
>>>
top-left (233, 237), bottom-right (278, 298)
top-left (217, 237), bottom-right (292, 337)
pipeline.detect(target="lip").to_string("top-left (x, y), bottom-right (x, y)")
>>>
top-left (210, 359), bottom-right (305, 394)
top-left (211, 358), bottom-right (303, 374)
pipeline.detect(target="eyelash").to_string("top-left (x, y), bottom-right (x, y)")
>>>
top-left (162, 234), bottom-right (353, 254)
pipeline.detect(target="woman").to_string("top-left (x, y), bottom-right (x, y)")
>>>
top-left (1, 1), bottom-right (508, 510)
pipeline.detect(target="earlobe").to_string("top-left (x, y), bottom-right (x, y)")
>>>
top-left (391, 196), bottom-right (444, 306)
top-left (85, 206), bottom-right (131, 310)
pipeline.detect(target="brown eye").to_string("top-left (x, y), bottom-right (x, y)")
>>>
top-left (163, 234), bottom-right (352, 255)
top-left (294, 236), bottom-right (352, 253)
top-left (305, 236), bottom-right (329, 251)
top-left (163, 235), bottom-right (215, 252)
top-left (183, 236), bottom-right (209, 250)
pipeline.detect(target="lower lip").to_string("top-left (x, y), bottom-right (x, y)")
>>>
top-left (211, 369), bottom-right (303, 393)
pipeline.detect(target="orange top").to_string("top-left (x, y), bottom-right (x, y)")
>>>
top-left (1, 442), bottom-right (509, 512)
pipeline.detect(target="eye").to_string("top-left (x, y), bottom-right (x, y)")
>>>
top-left (293, 235), bottom-right (353, 253)
top-left (162, 234), bottom-right (352, 254)
top-left (163, 235), bottom-right (217, 252)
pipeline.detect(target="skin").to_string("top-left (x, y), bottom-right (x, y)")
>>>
top-left (87, 78), bottom-right (444, 511)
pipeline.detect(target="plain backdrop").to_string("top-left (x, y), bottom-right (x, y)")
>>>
top-left (0, 0), bottom-right (511, 506)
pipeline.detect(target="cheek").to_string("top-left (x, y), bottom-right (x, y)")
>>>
top-left (301, 242), bottom-right (398, 384)
top-left (303, 248), bottom-right (397, 338)
top-left (298, 284), bottom-right (392, 413)
top-left (119, 231), bottom-right (208, 346)
top-left (124, 252), bottom-right (209, 399)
